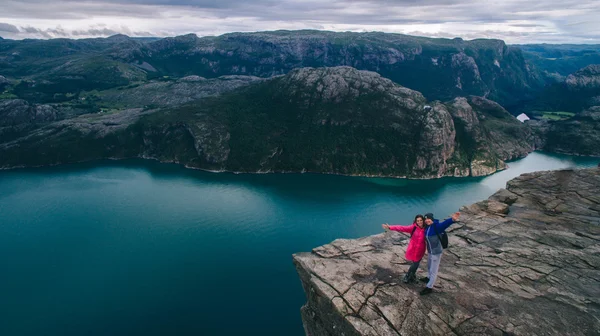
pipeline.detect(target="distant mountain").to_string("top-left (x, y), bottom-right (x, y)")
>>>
top-left (516, 44), bottom-right (600, 79)
top-left (2, 32), bottom-right (599, 174)
top-left (0, 30), bottom-right (544, 109)
top-left (517, 64), bottom-right (600, 114)
top-left (0, 67), bottom-right (535, 177)
top-left (532, 106), bottom-right (600, 156)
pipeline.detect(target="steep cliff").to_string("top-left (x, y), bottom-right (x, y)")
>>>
top-left (0, 31), bottom-right (542, 108)
top-left (293, 168), bottom-right (600, 335)
top-left (535, 106), bottom-right (600, 156)
top-left (566, 64), bottom-right (600, 89)
top-left (136, 31), bottom-right (542, 109)
top-left (0, 67), bottom-right (535, 177)
top-left (520, 64), bottom-right (600, 114)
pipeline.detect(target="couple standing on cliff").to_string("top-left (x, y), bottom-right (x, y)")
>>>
top-left (382, 211), bottom-right (460, 295)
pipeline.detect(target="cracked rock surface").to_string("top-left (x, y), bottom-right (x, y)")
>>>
top-left (293, 168), bottom-right (600, 335)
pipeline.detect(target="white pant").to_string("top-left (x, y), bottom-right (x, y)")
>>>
top-left (426, 253), bottom-right (442, 288)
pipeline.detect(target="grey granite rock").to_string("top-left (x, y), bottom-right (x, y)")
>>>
top-left (566, 65), bottom-right (600, 89)
top-left (0, 67), bottom-right (537, 177)
top-left (294, 168), bottom-right (600, 335)
top-left (537, 106), bottom-right (600, 157)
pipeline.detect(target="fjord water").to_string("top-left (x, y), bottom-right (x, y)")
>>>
top-left (0, 152), bottom-right (598, 336)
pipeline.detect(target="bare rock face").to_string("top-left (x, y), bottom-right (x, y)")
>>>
top-left (540, 106), bottom-right (600, 157)
top-left (293, 168), bottom-right (600, 335)
top-left (281, 66), bottom-right (426, 106)
top-left (0, 66), bottom-right (536, 177)
top-left (95, 75), bottom-right (262, 107)
top-left (566, 64), bottom-right (600, 89)
top-left (0, 99), bottom-right (59, 126)
top-left (184, 118), bottom-right (231, 164)
top-left (446, 96), bottom-right (535, 176)
top-left (0, 75), bottom-right (8, 88)
top-left (411, 102), bottom-right (459, 177)
top-left (0, 99), bottom-right (60, 143)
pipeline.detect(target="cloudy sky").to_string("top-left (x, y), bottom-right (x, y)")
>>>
top-left (0, 0), bottom-right (599, 44)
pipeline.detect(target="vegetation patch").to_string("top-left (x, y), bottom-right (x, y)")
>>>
top-left (532, 111), bottom-right (575, 121)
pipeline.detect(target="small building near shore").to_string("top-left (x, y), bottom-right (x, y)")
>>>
top-left (516, 113), bottom-right (530, 122)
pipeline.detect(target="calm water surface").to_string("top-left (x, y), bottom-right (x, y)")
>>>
top-left (0, 151), bottom-right (598, 335)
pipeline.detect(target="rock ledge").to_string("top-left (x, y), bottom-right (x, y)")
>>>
top-left (293, 168), bottom-right (600, 335)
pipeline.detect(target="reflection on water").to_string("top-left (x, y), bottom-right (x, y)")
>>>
top-left (0, 151), bottom-right (598, 336)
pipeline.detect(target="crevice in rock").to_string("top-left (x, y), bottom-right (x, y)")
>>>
top-left (309, 270), bottom-right (358, 315)
top-left (372, 303), bottom-right (402, 335)
top-left (574, 191), bottom-right (600, 205)
top-left (428, 308), bottom-right (460, 335)
top-left (575, 231), bottom-right (600, 241)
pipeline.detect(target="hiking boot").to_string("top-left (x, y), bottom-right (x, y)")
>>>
top-left (402, 273), bottom-right (411, 283)
top-left (419, 277), bottom-right (429, 283)
top-left (408, 272), bottom-right (418, 284)
top-left (420, 287), bottom-right (433, 295)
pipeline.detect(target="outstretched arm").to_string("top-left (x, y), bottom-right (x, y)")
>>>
top-left (438, 212), bottom-right (460, 231)
top-left (383, 223), bottom-right (414, 233)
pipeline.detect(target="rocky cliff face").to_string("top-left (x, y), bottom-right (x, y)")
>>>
top-left (534, 106), bottom-right (600, 156)
top-left (293, 168), bottom-right (600, 335)
top-left (447, 96), bottom-right (535, 176)
top-left (0, 99), bottom-right (60, 143)
top-left (0, 75), bottom-right (8, 89)
top-left (565, 64), bottom-right (600, 89)
top-left (0, 67), bottom-right (535, 178)
top-left (135, 31), bottom-right (541, 110)
top-left (0, 31), bottom-right (542, 109)
top-left (520, 64), bottom-right (600, 114)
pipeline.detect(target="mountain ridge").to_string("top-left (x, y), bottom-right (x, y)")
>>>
top-left (0, 30), bottom-right (543, 110)
top-left (0, 66), bottom-right (536, 178)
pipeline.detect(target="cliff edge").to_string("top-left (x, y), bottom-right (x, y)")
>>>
top-left (293, 168), bottom-right (600, 335)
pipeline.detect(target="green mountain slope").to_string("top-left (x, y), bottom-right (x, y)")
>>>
top-left (0, 67), bottom-right (535, 177)
top-left (0, 31), bottom-right (544, 110)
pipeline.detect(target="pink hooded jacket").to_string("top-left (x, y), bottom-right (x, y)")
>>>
top-left (389, 223), bottom-right (426, 262)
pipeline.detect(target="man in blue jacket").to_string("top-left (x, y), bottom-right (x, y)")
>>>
top-left (420, 211), bottom-right (460, 295)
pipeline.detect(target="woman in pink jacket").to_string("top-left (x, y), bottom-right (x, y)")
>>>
top-left (382, 214), bottom-right (427, 283)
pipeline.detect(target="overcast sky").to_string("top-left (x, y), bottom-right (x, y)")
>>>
top-left (0, 0), bottom-right (599, 44)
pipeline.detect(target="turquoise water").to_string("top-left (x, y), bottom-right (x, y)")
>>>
top-left (0, 151), bottom-right (597, 335)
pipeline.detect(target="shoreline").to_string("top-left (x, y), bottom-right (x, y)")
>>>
top-left (1, 149), bottom-right (597, 180)
top-left (0, 155), bottom-right (503, 180)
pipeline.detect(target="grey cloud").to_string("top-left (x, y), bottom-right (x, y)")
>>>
top-left (0, 0), bottom-right (574, 23)
top-left (0, 22), bottom-right (20, 32)
top-left (20, 26), bottom-right (69, 38)
top-left (1, 0), bottom-right (599, 43)
top-left (0, 23), bottom-right (160, 39)
top-left (72, 28), bottom-right (120, 36)
top-left (22, 26), bottom-right (41, 33)
top-left (0, 0), bottom-right (168, 20)
top-left (509, 24), bottom-right (546, 28)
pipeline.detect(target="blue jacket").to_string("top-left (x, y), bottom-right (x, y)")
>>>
top-left (425, 218), bottom-right (454, 255)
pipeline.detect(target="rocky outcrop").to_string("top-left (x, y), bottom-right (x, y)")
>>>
top-left (446, 96), bottom-right (535, 176)
top-left (92, 75), bottom-right (262, 107)
top-left (0, 99), bottom-right (59, 126)
top-left (293, 168), bottom-right (600, 335)
top-left (536, 106), bottom-right (600, 156)
top-left (0, 75), bottom-right (8, 89)
top-left (522, 64), bottom-right (600, 114)
top-left (0, 30), bottom-right (542, 109)
top-left (566, 65), bottom-right (600, 89)
top-left (0, 99), bottom-right (60, 143)
top-left (0, 67), bottom-right (536, 177)
top-left (135, 31), bottom-right (541, 110)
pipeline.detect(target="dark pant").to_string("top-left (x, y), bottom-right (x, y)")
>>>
top-left (408, 260), bottom-right (421, 274)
